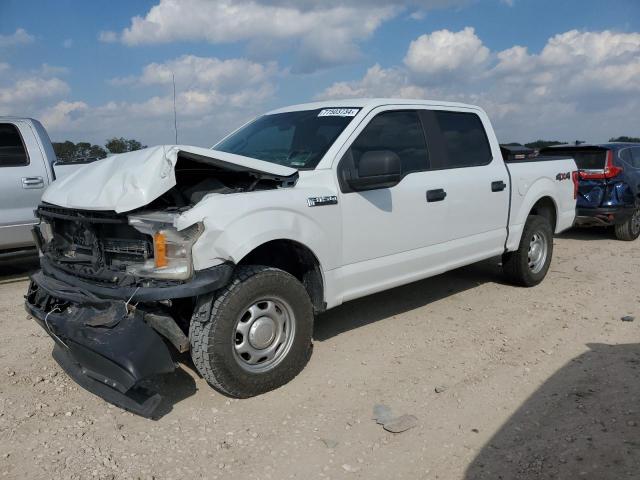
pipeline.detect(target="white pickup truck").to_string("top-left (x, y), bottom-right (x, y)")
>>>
top-left (25, 99), bottom-right (577, 416)
top-left (0, 117), bottom-right (86, 258)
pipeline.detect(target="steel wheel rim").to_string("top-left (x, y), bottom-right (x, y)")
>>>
top-left (232, 297), bottom-right (296, 373)
top-left (528, 230), bottom-right (548, 274)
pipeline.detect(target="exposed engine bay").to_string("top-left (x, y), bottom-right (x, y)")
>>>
top-left (35, 150), bottom-right (298, 287)
top-left (147, 152), bottom-right (298, 210)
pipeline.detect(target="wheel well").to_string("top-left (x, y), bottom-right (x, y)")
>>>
top-left (529, 196), bottom-right (557, 232)
top-left (238, 240), bottom-right (325, 313)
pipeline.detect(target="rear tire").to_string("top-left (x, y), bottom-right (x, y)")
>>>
top-left (614, 209), bottom-right (640, 241)
top-left (189, 265), bottom-right (314, 398)
top-left (503, 215), bottom-right (553, 287)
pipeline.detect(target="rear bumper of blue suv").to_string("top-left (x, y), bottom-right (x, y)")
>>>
top-left (575, 179), bottom-right (636, 226)
top-left (575, 206), bottom-right (636, 226)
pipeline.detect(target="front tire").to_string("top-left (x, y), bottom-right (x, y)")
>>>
top-left (614, 209), bottom-right (640, 241)
top-left (189, 266), bottom-right (314, 398)
top-left (503, 215), bottom-right (553, 287)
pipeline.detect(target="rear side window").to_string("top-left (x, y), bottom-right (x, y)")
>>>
top-left (621, 147), bottom-right (640, 169)
top-left (0, 123), bottom-right (29, 167)
top-left (434, 111), bottom-right (492, 168)
top-left (349, 110), bottom-right (429, 175)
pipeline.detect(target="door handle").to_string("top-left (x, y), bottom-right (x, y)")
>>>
top-left (491, 180), bottom-right (506, 192)
top-left (426, 188), bottom-right (447, 202)
top-left (22, 176), bottom-right (44, 189)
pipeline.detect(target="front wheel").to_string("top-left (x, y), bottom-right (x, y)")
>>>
top-left (502, 215), bottom-right (554, 287)
top-left (189, 266), bottom-right (314, 398)
top-left (614, 209), bottom-right (640, 241)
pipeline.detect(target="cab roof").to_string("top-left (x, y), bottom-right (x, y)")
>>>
top-left (266, 98), bottom-right (483, 115)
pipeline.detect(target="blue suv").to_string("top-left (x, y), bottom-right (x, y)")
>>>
top-left (540, 143), bottom-right (640, 240)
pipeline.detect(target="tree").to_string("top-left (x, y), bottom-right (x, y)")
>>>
top-left (105, 137), bottom-right (146, 154)
top-left (609, 136), bottom-right (640, 143)
top-left (52, 141), bottom-right (107, 163)
top-left (88, 145), bottom-right (107, 159)
top-left (52, 141), bottom-right (77, 162)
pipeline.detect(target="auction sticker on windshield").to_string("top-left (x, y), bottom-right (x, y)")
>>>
top-left (318, 108), bottom-right (360, 117)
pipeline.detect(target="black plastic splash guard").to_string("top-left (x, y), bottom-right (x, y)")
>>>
top-left (26, 279), bottom-right (176, 418)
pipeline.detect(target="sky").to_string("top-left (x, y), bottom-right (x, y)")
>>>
top-left (1, 0), bottom-right (639, 147)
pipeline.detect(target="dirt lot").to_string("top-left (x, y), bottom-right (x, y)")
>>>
top-left (1, 228), bottom-right (639, 480)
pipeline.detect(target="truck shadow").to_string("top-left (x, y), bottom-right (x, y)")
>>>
top-left (557, 226), bottom-right (616, 241)
top-left (143, 361), bottom-right (198, 419)
top-left (314, 256), bottom-right (506, 341)
top-left (0, 255), bottom-right (39, 284)
top-left (464, 343), bottom-right (640, 479)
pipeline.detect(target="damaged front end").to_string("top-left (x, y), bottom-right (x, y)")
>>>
top-left (26, 205), bottom-right (233, 417)
top-left (25, 146), bottom-right (298, 416)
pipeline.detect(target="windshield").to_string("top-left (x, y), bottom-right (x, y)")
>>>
top-left (214, 108), bottom-right (360, 169)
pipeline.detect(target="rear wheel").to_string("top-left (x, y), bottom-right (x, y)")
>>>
top-left (614, 209), bottom-right (640, 241)
top-left (503, 215), bottom-right (553, 287)
top-left (189, 266), bottom-right (314, 398)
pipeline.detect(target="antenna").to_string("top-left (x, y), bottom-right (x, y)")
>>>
top-left (172, 72), bottom-right (178, 144)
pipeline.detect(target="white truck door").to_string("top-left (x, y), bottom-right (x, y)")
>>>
top-left (335, 108), bottom-right (449, 301)
top-left (0, 122), bottom-right (49, 250)
top-left (421, 109), bottom-right (509, 262)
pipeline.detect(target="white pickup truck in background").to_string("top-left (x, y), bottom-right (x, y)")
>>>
top-left (0, 118), bottom-right (86, 258)
top-left (25, 99), bottom-right (577, 416)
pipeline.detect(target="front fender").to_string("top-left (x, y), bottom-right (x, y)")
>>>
top-left (182, 188), bottom-right (341, 272)
top-left (202, 207), bottom-right (334, 268)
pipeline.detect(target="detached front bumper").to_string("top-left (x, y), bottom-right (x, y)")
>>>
top-left (25, 263), bottom-right (233, 417)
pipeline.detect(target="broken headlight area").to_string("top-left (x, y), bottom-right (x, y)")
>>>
top-left (35, 205), bottom-right (202, 284)
top-left (127, 212), bottom-right (203, 280)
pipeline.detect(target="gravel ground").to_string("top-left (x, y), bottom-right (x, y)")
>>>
top-left (1, 228), bottom-right (639, 479)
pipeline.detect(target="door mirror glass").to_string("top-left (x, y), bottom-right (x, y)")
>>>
top-left (347, 150), bottom-right (401, 191)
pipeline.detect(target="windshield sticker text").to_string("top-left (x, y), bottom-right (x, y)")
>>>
top-left (318, 108), bottom-right (360, 117)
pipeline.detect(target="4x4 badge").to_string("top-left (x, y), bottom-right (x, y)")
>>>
top-left (307, 196), bottom-right (338, 207)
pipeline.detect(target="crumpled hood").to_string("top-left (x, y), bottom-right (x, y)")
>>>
top-left (42, 145), bottom-right (297, 213)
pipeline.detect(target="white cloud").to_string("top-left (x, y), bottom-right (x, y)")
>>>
top-left (137, 55), bottom-right (276, 89)
top-left (0, 62), bottom-right (71, 116)
top-left (99, 0), bottom-right (465, 71)
top-left (107, 55), bottom-right (278, 113)
top-left (62, 38), bottom-right (73, 48)
top-left (319, 28), bottom-right (640, 143)
top-left (318, 64), bottom-right (427, 100)
top-left (40, 101), bottom-right (89, 130)
top-left (98, 30), bottom-right (118, 43)
top-left (491, 30), bottom-right (640, 101)
top-left (0, 77), bottom-right (69, 110)
top-left (0, 28), bottom-right (35, 47)
top-left (40, 55), bottom-right (278, 145)
top-left (404, 27), bottom-right (490, 80)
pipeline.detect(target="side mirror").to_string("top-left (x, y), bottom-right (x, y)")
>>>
top-left (347, 150), bottom-right (402, 191)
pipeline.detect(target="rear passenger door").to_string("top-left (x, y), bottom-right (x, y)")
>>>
top-left (420, 109), bottom-right (509, 260)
